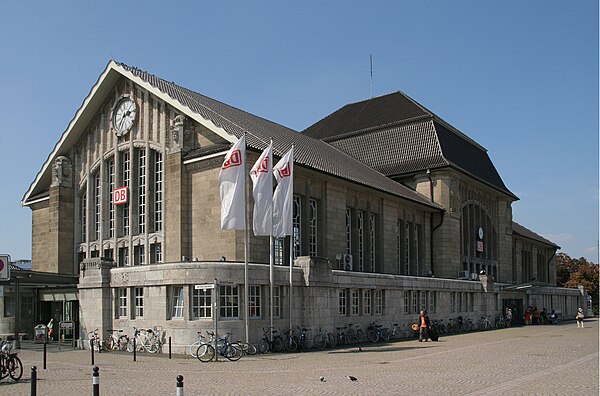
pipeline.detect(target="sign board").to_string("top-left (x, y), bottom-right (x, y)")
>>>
top-left (59, 321), bottom-right (74, 329)
top-left (476, 241), bottom-right (484, 253)
top-left (217, 280), bottom-right (235, 286)
top-left (0, 254), bottom-right (10, 281)
top-left (112, 186), bottom-right (129, 205)
top-left (195, 284), bottom-right (215, 290)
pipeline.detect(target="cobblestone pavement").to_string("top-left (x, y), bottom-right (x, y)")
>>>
top-left (1, 319), bottom-right (597, 395)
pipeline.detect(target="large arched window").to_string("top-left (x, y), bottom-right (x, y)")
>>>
top-left (460, 201), bottom-right (498, 278)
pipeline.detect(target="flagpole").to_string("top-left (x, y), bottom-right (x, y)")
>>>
top-left (243, 134), bottom-right (249, 344)
top-left (289, 145), bottom-right (294, 335)
top-left (269, 139), bottom-right (274, 343)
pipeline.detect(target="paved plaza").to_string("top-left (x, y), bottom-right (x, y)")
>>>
top-left (1, 319), bottom-right (598, 395)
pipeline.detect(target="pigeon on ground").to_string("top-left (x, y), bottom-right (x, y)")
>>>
top-left (319, 376), bottom-right (325, 382)
top-left (358, 347), bottom-right (362, 352)
top-left (347, 375), bottom-right (358, 382)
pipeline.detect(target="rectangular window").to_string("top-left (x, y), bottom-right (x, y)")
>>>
top-left (420, 290), bottom-right (427, 312)
top-left (451, 292), bottom-right (456, 313)
top-left (369, 213), bottom-right (376, 272)
top-left (458, 292), bottom-right (463, 312)
top-left (411, 290), bottom-right (418, 313)
top-left (396, 220), bottom-right (401, 274)
top-left (274, 238), bottom-right (284, 266)
top-left (192, 287), bottom-right (212, 319)
top-left (338, 289), bottom-right (347, 315)
top-left (171, 286), bottom-right (184, 318)
top-left (81, 192), bottom-right (87, 242)
top-left (219, 285), bottom-right (239, 319)
top-left (108, 158), bottom-right (115, 238)
top-left (138, 149), bottom-right (146, 234)
top-left (249, 286), bottom-right (261, 318)
top-left (117, 288), bottom-right (127, 318)
top-left (3, 296), bottom-right (15, 317)
top-left (94, 173), bottom-right (101, 240)
top-left (414, 223), bottom-right (420, 275)
top-left (118, 246), bottom-right (129, 267)
top-left (154, 151), bottom-right (163, 231)
top-left (428, 291), bottom-right (436, 314)
top-left (122, 151), bottom-right (130, 236)
top-left (403, 291), bottom-right (410, 314)
top-left (134, 287), bottom-right (144, 318)
top-left (134, 245), bottom-right (145, 266)
top-left (21, 295), bottom-right (34, 317)
top-left (375, 290), bottom-right (383, 315)
top-left (358, 211), bottom-right (364, 271)
top-left (151, 243), bottom-right (162, 264)
top-left (350, 289), bottom-right (360, 316)
top-left (345, 208), bottom-right (352, 255)
top-left (293, 195), bottom-right (301, 259)
top-left (309, 198), bottom-right (318, 256)
top-left (103, 248), bottom-right (113, 259)
top-left (405, 222), bottom-right (411, 275)
top-left (272, 286), bottom-right (280, 318)
top-left (363, 289), bottom-right (372, 315)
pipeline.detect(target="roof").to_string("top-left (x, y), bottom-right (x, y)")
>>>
top-left (22, 61), bottom-right (439, 211)
top-left (303, 92), bottom-right (517, 199)
top-left (512, 221), bottom-right (560, 249)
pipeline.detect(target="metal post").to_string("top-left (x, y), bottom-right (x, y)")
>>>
top-left (133, 338), bottom-right (136, 362)
top-left (92, 366), bottom-right (99, 396)
top-left (91, 341), bottom-right (95, 365)
top-left (169, 336), bottom-right (172, 359)
top-left (30, 366), bottom-right (37, 396)
top-left (214, 278), bottom-right (218, 362)
top-left (43, 341), bottom-right (47, 369)
top-left (176, 375), bottom-right (184, 396)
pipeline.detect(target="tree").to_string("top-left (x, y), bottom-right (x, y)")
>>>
top-left (556, 253), bottom-right (599, 314)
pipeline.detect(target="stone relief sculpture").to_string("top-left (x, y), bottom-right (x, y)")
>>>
top-left (51, 156), bottom-right (72, 187)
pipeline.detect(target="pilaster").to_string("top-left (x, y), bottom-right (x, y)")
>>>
top-left (78, 258), bottom-right (115, 346)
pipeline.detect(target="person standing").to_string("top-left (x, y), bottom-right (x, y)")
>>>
top-left (507, 308), bottom-right (513, 326)
top-left (576, 308), bottom-right (585, 328)
top-left (418, 310), bottom-right (430, 342)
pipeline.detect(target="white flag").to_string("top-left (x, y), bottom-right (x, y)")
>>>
top-left (218, 135), bottom-right (246, 230)
top-left (273, 147), bottom-right (294, 238)
top-left (250, 142), bottom-right (273, 236)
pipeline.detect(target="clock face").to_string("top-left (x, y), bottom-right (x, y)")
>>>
top-left (113, 98), bottom-right (136, 136)
top-left (477, 227), bottom-right (484, 240)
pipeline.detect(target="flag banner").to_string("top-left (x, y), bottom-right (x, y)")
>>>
top-left (250, 142), bottom-right (273, 236)
top-left (273, 146), bottom-right (294, 238)
top-left (218, 135), bottom-right (246, 230)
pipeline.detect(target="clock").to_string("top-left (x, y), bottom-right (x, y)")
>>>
top-left (477, 226), bottom-right (484, 240)
top-left (112, 97), bottom-right (136, 136)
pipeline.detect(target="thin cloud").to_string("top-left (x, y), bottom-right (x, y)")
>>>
top-left (544, 234), bottom-right (575, 243)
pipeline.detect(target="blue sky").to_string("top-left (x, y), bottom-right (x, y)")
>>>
top-left (0, 1), bottom-right (597, 262)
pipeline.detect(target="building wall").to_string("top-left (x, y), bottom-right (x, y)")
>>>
top-left (31, 201), bottom-right (51, 272)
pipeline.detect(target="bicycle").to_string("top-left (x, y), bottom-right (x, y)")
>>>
top-left (188, 331), bottom-right (208, 357)
top-left (366, 321), bottom-right (389, 342)
top-left (386, 322), bottom-right (400, 339)
top-left (347, 323), bottom-right (364, 344)
top-left (196, 332), bottom-right (242, 362)
top-left (0, 340), bottom-right (23, 381)
top-left (313, 327), bottom-right (336, 349)
top-left (477, 315), bottom-right (493, 331)
top-left (257, 328), bottom-right (284, 354)
top-left (295, 326), bottom-right (311, 351)
top-left (336, 326), bottom-right (348, 345)
top-left (238, 340), bottom-right (257, 355)
top-left (88, 329), bottom-right (102, 352)
top-left (283, 329), bottom-right (298, 352)
top-left (104, 329), bottom-right (129, 351)
top-left (127, 327), bottom-right (160, 353)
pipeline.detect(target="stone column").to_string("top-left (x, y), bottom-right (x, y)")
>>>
top-left (49, 156), bottom-right (75, 274)
top-left (78, 258), bottom-right (114, 348)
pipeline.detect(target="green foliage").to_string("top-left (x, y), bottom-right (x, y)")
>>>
top-left (556, 253), bottom-right (599, 314)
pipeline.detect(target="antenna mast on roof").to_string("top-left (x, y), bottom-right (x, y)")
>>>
top-left (370, 54), bottom-right (374, 98)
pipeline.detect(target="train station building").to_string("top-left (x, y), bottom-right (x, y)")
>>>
top-left (14, 61), bottom-right (585, 348)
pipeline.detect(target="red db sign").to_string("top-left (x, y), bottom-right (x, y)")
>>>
top-left (113, 187), bottom-right (128, 205)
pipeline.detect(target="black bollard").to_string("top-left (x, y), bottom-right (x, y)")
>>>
top-left (133, 338), bottom-right (136, 362)
top-left (169, 336), bottom-right (172, 359)
top-left (91, 342), bottom-right (95, 365)
top-left (92, 366), bottom-right (99, 396)
top-left (176, 375), bottom-right (184, 396)
top-left (31, 366), bottom-right (37, 396)
top-left (43, 341), bottom-right (47, 370)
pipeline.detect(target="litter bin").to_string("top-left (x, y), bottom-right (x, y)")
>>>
top-left (34, 324), bottom-right (48, 343)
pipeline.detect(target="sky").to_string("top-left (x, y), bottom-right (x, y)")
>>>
top-left (0, 1), bottom-right (597, 262)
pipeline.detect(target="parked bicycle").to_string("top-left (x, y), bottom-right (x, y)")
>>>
top-left (0, 340), bottom-right (23, 381)
top-left (295, 326), bottom-right (311, 351)
top-left (127, 327), bottom-right (161, 353)
top-left (477, 315), bottom-right (493, 331)
top-left (196, 332), bottom-right (242, 362)
top-left (104, 329), bottom-right (129, 351)
top-left (188, 331), bottom-right (208, 357)
top-left (283, 328), bottom-right (298, 352)
top-left (88, 329), bottom-right (102, 352)
top-left (346, 323), bottom-right (364, 344)
top-left (366, 321), bottom-right (389, 343)
top-left (258, 328), bottom-right (284, 354)
top-left (386, 322), bottom-right (401, 339)
top-left (313, 327), bottom-right (336, 349)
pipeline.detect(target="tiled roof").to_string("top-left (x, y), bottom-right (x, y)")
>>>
top-left (512, 221), bottom-right (560, 249)
top-left (117, 63), bottom-right (439, 209)
top-left (303, 91), bottom-right (517, 199)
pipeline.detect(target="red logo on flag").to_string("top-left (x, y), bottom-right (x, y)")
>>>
top-left (253, 157), bottom-right (270, 176)
top-left (222, 150), bottom-right (242, 170)
top-left (277, 162), bottom-right (291, 178)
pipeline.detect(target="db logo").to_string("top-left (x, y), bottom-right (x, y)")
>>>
top-left (253, 157), bottom-right (270, 175)
top-left (277, 162), bottom-right (291, 178)
top-left (113, 187), bottom-right (129, 205)
top-left (222, 150), bottom-right (242, 170)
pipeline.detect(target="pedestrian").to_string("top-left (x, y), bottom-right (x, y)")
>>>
top-left (507, 308), bottom-right (513, 326)
top-left (576, 308), bottom-right (584, 328)
top-left (532, 307), bottom-right (540, 325)
top-left (524, 306), bottom-right (532, 325)
top-left (540, 308), bottom-right (548, 325)
top-left (418, 310), bottom-right (430, 342)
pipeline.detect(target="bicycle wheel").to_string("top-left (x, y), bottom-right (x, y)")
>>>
top-left (380, 328), bottom-right (391, 342)
top-left (272, 336), bottom-right (284, 353)
top-left (0, 356), bottom-right (8, 380)
top-left (224, 343), bottom-right (243, 361)
top-left (118, 336), bottom-right (129, 351)
top-left (313, 334), bottom-right (326, 350)
top-left (346, 330), bottom-right (357, 344)
top-left (285, 337), bottom-right (298, 352)
top-left (104, 337), bottom-right (115, 351)
top-left (367, 329), bottom-right (379, 343)
top-left (8, 355), bottom-right (23, 381)
top-left (196, 344), bottom-right (215, 362)
top-left (337, 333), bottom-right (347, 345)
top-left (258, 338), bottom-right (269, 354)
top-left (327, 332), bottom-right (337, 348)
top-left (355, 329), bottom-right (365, 343)
top-left (242, 343), bottom-right (257, 355)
